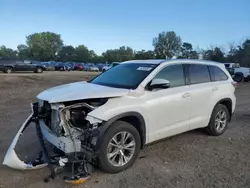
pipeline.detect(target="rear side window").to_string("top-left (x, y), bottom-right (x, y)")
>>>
top-left (154, 64), bottom-right (185, 88)
top-left (209, 66), bottom-right (228, 81)
top-left (188, 64), bottom-right (210, 84)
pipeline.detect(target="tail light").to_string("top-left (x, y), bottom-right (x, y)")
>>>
top-left (231, 81), bottom-right (237, 88)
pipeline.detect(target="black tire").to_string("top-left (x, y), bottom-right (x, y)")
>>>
top-left (244, 77), bottom-right (249, 82)
top-left (35, 67), bottom-right (43, 73)
top-left (4, 67), bottom-right (13, 74)
top-left (98, 121), bottom-right (141, 173)
top-left (206, 104), bottom-right (230, 136)
top-left (234, 73), bottom-right (244, 82)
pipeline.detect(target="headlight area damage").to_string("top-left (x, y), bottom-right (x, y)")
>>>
top-left (3, 98), bottom-right (108, 184)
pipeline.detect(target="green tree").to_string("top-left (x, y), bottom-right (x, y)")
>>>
top-left (74, 45), bottom-right (91, 62)
top-left (102, 46), bottom-right (134, 62)
top-left (57, 45), bottom-right (75, 62)
top-left (240, 39), bottom-right (250, 66)
top-left (17, 44), bottom-right (30, 59)
top-left (153, 31), bottom-right (182, 59)
top-left (89, 50), bottom-right (99, 63)
top-left (225, 40), bottom-right (250, 66)
top-left (0, 45), bottom-right (17, 58)
top-left (26, 32), bottom-right (63, 61)
top-left (202, 47), bottom-right (225, 62)
top-left (179, 42), bottom-right (198, 59)
top-left (134, 50), bottom-right (155, 59)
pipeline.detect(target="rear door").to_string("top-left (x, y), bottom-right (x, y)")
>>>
top-left (186, 64), bottom-right (214, 130)
top-left (208, 65), bottom-right (232, 106)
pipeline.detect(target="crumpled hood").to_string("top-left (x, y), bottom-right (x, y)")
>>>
top-left (37, 81), bottom-right (129, 103)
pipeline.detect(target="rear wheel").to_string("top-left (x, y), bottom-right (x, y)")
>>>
top-left (206, 104), bottom-right (230, 136)
top-left (4, 67), bottom-right (13, 74)
top-left (234, 73), bottom-right (244, 82)
top-left (98, 121), bottom-right (141, 173)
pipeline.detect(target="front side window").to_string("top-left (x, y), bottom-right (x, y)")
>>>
top-left (188, 64), bottom-right (210, 84)
top-left (209, 66), bottom-right (228, 81)
top-left (91, 63), bottom-right (157, 89)
top-left (153, 64), bottom-right (185, 88)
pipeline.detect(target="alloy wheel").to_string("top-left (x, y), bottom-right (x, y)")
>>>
top-left (107, 131), bottom-right (136, 167)
top-left (215, 110), bottom-right (227, 132)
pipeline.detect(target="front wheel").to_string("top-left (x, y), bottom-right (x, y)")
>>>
top-left (206, 104), bottom-right (230, 136)
top-left (4, 67), bottom-right (13, 73)
top-left (98, 121), bottom-right (141, 173)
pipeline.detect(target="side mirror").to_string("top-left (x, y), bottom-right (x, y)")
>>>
top-left (149, 78), bottom-right (170, 90)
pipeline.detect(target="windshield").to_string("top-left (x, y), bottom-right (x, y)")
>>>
top-left (91, 63), bottom-right (157, 89)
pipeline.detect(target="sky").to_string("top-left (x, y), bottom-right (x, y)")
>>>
top-left (0, 0), bottom-right (249, 55)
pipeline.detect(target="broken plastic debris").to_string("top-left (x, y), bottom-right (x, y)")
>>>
top-left (59, 157), bottom-right (68, 167)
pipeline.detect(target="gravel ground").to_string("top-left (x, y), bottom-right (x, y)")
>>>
top-left (0, 71), bottom-right (249, 188)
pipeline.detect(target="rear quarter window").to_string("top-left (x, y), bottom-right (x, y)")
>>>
top-left (188, 64), bottom-right (210, 84)
top-left (209, 66), bottom-right (228, 81)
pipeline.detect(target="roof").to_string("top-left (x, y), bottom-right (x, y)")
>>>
top-left (122, 59), bottom-right (168, 64)
top-left (122, 59), bottom-right (222, 66)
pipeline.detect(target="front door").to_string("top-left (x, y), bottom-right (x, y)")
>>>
top-left (143, 64), bottom-right (191, 143)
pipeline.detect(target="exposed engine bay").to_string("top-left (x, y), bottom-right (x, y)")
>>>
top-left (3, 98), bottom-right (108, 184)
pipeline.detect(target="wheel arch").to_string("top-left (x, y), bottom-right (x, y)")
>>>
top-left (4, 65), bottom-right (14, 69)
top-left (214, 98), bottom-right (233, 121)
top-left (4, 66), bottom-right (14, 72)
top-left (95, 111), bottom-right (146, 153)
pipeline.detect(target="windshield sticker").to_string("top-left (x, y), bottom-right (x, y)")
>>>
top-left (137, 67), bottom-right (152, 71)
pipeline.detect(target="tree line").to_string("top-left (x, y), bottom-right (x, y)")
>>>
top-left (0, 31), bottom-right (249, 66)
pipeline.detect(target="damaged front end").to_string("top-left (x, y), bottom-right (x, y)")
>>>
top-left (3, 98), bottom-right (107, 183)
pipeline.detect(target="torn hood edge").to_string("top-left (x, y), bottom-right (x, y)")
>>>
top-left (36, 81), bottom-right (130, 103)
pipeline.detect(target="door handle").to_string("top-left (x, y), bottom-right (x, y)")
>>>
top-left (212, 87), bottom-right (218, 91)
top-left (182, 93), bottom-right (191, 98)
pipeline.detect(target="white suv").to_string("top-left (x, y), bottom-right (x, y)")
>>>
top-left (4, 59), bottom-right (236, 180)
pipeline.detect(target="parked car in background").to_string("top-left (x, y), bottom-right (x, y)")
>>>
top-left (41, 62), bottom-right (55, 71)
top-left (74, 63), bottom-right (84, 70)
top-left (83, 63), bottom-right (93, 71)
top-left (84, 63), bottom-right (98, 71)
top-left (54, 62), bottom-right (70, 71)
top-left (54, 62), bottom-right (62, 71)
top-left (65, 62), bottom-right (74, 71)
top-left (0, 58), bottom-right (44, 73)
top-left (224, 63), bottom-right (250, 82)
top-left (89, 64), bottom-right (99, 72)
top-left (102, 62), bottom-right (120, 72)
top-left (97, 63), bottom-right (106, 71)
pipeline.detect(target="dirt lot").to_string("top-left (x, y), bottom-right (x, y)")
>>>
top-left (0, 71), bottom-right (250, 188)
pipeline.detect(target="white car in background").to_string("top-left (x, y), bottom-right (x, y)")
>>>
top-left (224, 63), bottom-right (250, 82)
top-left (89, 65), bottom-right (99, 72)
top-left (3, 59), bottom-right (236, 182)
top-left (102, 62), bottom-right (120, 72)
